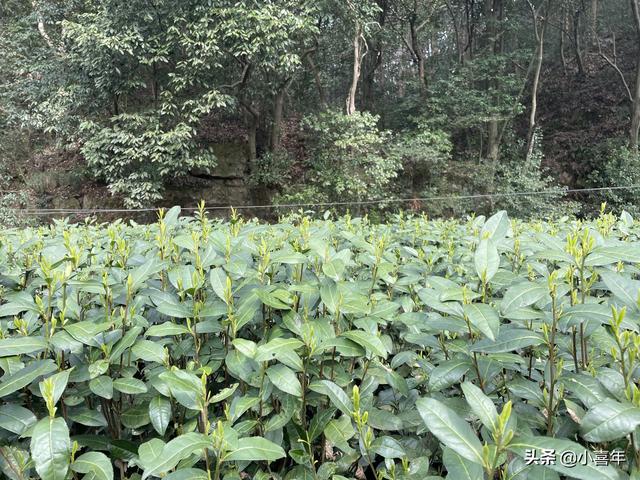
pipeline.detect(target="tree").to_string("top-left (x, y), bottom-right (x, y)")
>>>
top-left (526, 0), bottom-right (550, 160)
top-left (630, 0), bottom-right (640, 151)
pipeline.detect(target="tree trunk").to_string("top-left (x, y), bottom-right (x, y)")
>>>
top-left (590, 0), bottom-right (598, 46)
top-left (362, 0), bottom-right (387, 110)
top-left (244, 104), bottom-right (259, 161)
top-left (32, 0), bottom-right (60, 52)
top-left (409, 15), bottom-right (427, 93)
top-left (445, 0), bottom-right (464, 64)
top-left (362, 49), bottom-right (383, 110)
top-left (487, 120), bottom-right (500, 162)
top-left (632, 66), bottom-right (640, 151)
top-left (573, 7), bottom-right (586, 76)
top-left (559, 5), bottom-right (568, 75)
top-left (270, 78), bottom-right (293, 151)
top-left (630, 0), bottom-right (640, 150)
top-left (526, 1), bottom-right (548, 160)
top-left (271, 90), bottom-right (285, 151)
top-left (306, 54), bottom-right (328, 109)
top-left (484, 0), bottom-right (502, 164)
top-left (346, 23), bottom-right (364, 115)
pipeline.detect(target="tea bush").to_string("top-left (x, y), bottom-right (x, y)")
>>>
top-left (1, 207), bottom-right (640, 479)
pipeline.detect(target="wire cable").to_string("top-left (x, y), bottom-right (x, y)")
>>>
top-left (7, 184), bottom-right (640, 215)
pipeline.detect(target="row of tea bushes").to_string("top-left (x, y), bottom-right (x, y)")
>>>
top-left (1, 207), bottom-right (640, 479)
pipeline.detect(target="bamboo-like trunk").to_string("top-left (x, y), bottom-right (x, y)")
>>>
top-left (346, 23), bottom-right (363, 115)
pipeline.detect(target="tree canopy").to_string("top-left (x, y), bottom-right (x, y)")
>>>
top-left (1, 0), bottom-right (639, 217)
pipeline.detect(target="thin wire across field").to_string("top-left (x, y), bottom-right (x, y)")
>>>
top-left (5, 184), bottom-right (640, 215)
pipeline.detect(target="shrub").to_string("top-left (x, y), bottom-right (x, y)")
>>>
top-left (81, 113), bottom-right (216, 208)
top-left (249, 150), bottom-right (295, 190)
top-left (298, 110), bottom-right (401, 202)
top-left (587, 140), bottom-right (640, 215)
top-left (390, 127), bottom-right (452, 199)
top-left (490, 132), bottom-right (579, 219)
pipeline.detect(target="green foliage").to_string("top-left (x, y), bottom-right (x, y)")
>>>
top-left (249, 150), bottom-right (294, 189)
top-left (490, 133), bottom-right (579, 218)
top-left (81, 114), bottom-right (216, 207)
top-left (0, 132), bottom-right (32, 228)
top-left (587, 140), bottom-right (640, 215)
top-left (422, 132), bottom-right (578, 219)
top-left (0, 190), bottom-right (31, 229)
top-left (390, 127), bottom-right (453, 197)
top-left (286, 110), bottom-right (400, 202)
top-left (426, 52), bottom-right (527, 132)
top-left (1, 208), bottom-right (640, 479)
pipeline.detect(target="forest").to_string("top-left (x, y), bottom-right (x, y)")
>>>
top-left (1, 0), bottom-right (640, 223)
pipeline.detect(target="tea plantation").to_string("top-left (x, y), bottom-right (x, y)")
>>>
top-left (2, 207), bottom-right (640, 480)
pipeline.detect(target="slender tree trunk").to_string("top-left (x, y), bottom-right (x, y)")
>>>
top-left (589, 0), bottom-right (598, 46)
top-left (630, 0), bottom-right (640, 150)
top-left (573, 7), bottom-right (586, 76)
top-left (362, 0), bottom-right (387, 109)
top-left (464, 0), bottom-right (474, 61)
top-left (632, 66), bottom-right (640, 151)
top-left (560, 5), bottom-right (568, 75)
top-left (409, 15), bottom-right (427, 93)
top-left (271, 90), bottom-right (285, 151)
top-left (244, 105), bottom-right (259, 161)
top-left (487, 122), bottom-right (500, 162)
top-left (485, 0), bottom-right (501, 163)
top-left (306, 54), bottom-right (328, 109)
top-left (445, 0), bottom-right (464, 64)
top-left (362, 49), bottom-right (383, 110)
top-left (270, 78), bottom-right (293, 151)
top-left (526, 1), bottom-right (548, 160)
top-left (346, 23), bottom-right (364, 115)
top-left (32, 0), bottom-right (60, 52)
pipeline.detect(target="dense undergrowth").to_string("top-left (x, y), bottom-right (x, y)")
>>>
top-left (1, 207), bottom-right (640, 479)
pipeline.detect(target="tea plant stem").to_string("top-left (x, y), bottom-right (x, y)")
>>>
top-left (199, 407), bottom-right (213, 480)
top-left (571, 326), bottom-right (580, 372)
top-left (463, 313), bottom-right (485, 391)
top-left (213, 457), bottom-right (222, 480)
top-left (300, 356), bottom-right (310, 429)
top-left (612, 318), bottom-right (640, 466)
top-left (578, 256), bottom-right (588, 368)
top-left (546, 291), bottom-right (559, 436)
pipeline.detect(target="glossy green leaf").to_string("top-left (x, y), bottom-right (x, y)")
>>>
top-left (266, 364), bottom-right (302, 397)
top-left (0, 359), bottom-right (57, 397)
top-left (0, 336), bottom-right (47, 357)
top-left (149, 396), bottom-right (172, 435)
top-left (71, 452), bottom-right (114, 480)
top-left (223, 437), bottom-right (286, 462)
top-left (319, 380), bottom-right (353, 416)
top-left (0, 404), bottom-right (37, 435)
top-left (428, 358), bottom-right (470, 392)
top-left (89, 375), bottom-right (113, 399)
top-left (463, 303), bottom-right (500, 341)
top-left (30, 417), bottom-right (71, 480)
top-left (580, 399), bottom-right (640, 442)
top-left (442, 446), bottom-right (483, 480)
top-left (461, 381), bottom-right (498, 432)
top-left (416, 397), bottom-right (483, 465)
top-left (340, 330), bottom-right (388, 358)
top-left (141, 432), bottom-right (210, 479)
top-left (113, 377), bottom-right (147, 394)
top-left (474, 238), bottom-right (499, 282)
